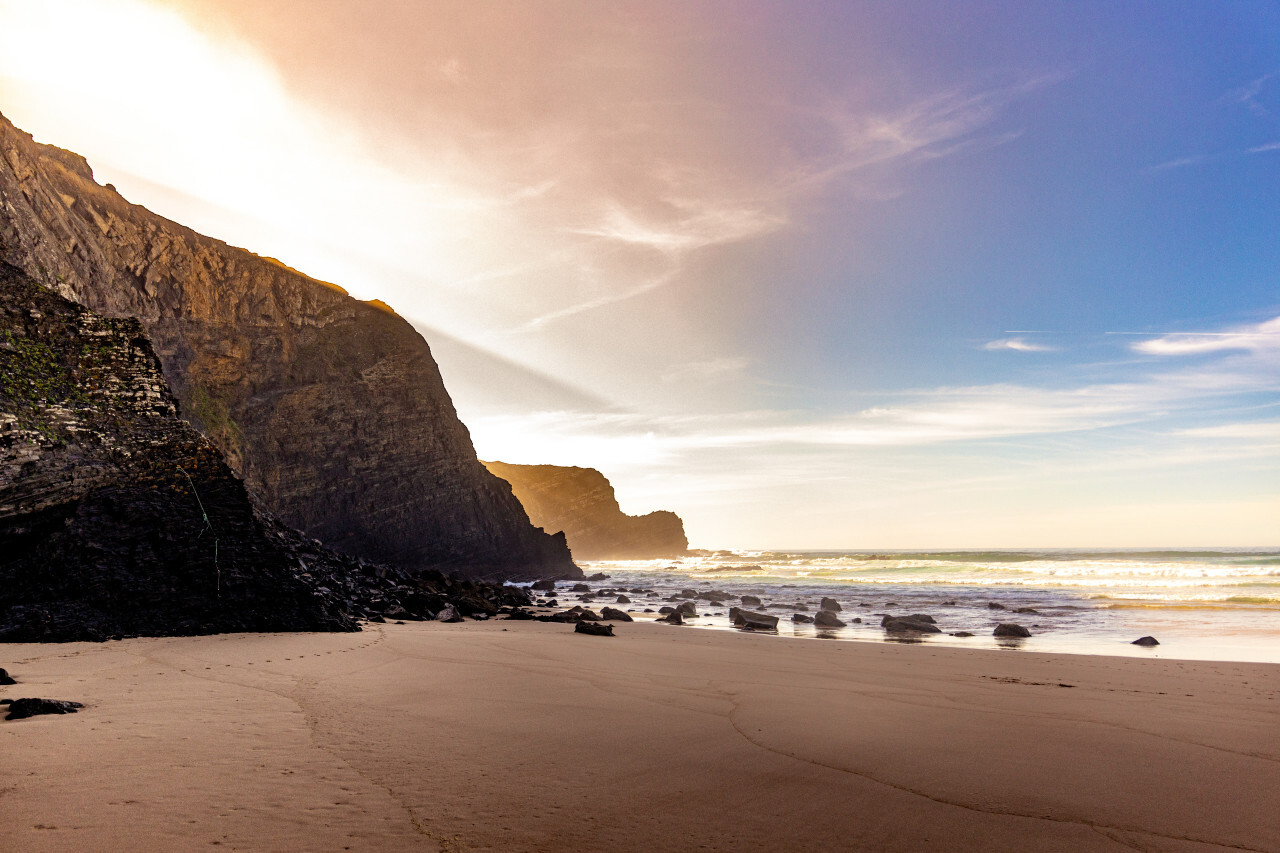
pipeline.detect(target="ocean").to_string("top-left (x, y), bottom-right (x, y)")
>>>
top-left (572, 549), bottom-right (1280, 663)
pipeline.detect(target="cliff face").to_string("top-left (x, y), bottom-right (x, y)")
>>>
top-left (483, 461), bottom-right (688, 561)
top-left (0, 112), bottom-right (576, 580)
top-left (0, 261), bottom-right (363, 640)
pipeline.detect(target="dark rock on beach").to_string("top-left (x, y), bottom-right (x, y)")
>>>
top-left (994, 623), bottom-right (1032, 638)
top-left (600, 607), bottom-right (633, 622)
top-left (814, 610), bottom-right (846, 628)
top-left (1132, 636), bottom-right (1160, 646)
top-left (0, 668), bottom-right (15, 685)
top-left (987, 602), bottom-right (1006, 610)
top-left (531, 579), bottom-right (557, 592)
top-left (792, 613), bottom-right (814, 624)
top-left (741, 595), bottom-right (762, 607)
top-left (574, 621), bottom-right (614, 637)
top-left (729, 607), bottom-right (779, 631)
top-left (882, 616), bottom-right (941, 634)
top-left (658, 611), bottom-right (684, 625)
top-left (820, 597), bottom-right (841, 612)
top-left (5, 697), bottom-right (83, 720)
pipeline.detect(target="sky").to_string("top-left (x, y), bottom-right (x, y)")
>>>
top-left (0, 0), bottom-right (1277, 548)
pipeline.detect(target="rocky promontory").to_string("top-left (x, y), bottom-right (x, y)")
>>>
top-left (483, 461), bottom-right (688, 560)
top-left (0, 112), bottom-right (577, 580)
top-left (0, 263), bottom-right (533, 641)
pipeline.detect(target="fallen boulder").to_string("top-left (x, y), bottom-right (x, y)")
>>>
top-left (882, 616), bottom-right (941, 634)
top-left (6, 698), bottom-right (83, 720)
top-left (600, 607), bottom-right (634, 622)
top-left (729, 607), bottom-right (779, 631)
top-left (434, 605), bottom-right (464, 623)
top-left (575, 621), bottom-right (614, 637)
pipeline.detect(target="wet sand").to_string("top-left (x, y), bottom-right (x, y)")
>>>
top-left (3, 620), bottom-right (1278, 852)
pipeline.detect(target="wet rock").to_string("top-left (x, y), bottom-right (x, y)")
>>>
top-left (658, 606), bottom-right (676, 615)
top-left (993, 623), bottom-right (1031, 638)
top-left (951, 631), bottom-right (974, 637)
top-left (574, 621), bottom-right (614, 637)
top-left (586, 573), bottom-right (611, 581)
top-left (532, 579), bottom-right (557, 592)
top-left (987, 602), bottom-right (1006, 610)
top-left (658, 611), bottom-right (684, 625)
top-left (741, 595), bottom-right (762, 607)
top-left (5, 698), bottom-right (84, 720)
top-left (600, 607), bottom-right (633, 622)
top-left (814, 610), bottom-right (846, 628)
top-left (850, 617), bottom-right (862, 624)
top-left (820, 597), bottom-right (842, 612)
top-left (729, 607), bottom-right (779, 631)
top-left (1014, 607), bottom-right (1039, 614)
top-left (1132, 636), bottom-right (1160, 646)
top-left (679, 589), bottom-right (698, 598)
top-left (0, 668), bottom-right (15, 686)
top-left (615, 595), bottom-right (631, 604)
top-left (504, 608), bottom-right (537, 620)
top-left (676, 601), bottom-right (698, 617)
top-left (571, 583), bottom-right (591, 592)
top-left (792, 613), bottom-right (815, 624)
top-left (882, 616), bottom-right (942, 634)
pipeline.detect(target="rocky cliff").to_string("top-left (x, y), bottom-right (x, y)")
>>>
top-left (0, 263), bottom-right (536, 640)
top-left (483, 461), bottom-right (688, 560)
top-left (0, 112), bottom-right (577, 580)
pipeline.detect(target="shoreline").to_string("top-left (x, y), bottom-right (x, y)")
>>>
top-left (4, 620), bottom-right (1278, 852)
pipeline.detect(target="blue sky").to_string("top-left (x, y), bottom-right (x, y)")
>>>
top-left (0, 0), bottom-right (1276, 546)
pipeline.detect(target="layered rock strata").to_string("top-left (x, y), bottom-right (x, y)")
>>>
top-left (0, 112), bottom-right (576, 580)
top-left (0, 264), bottom-right (535, 641)
top-left (483, 461), bottom-right (688, 560)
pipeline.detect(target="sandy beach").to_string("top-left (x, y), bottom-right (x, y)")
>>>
top-left (3, 621), bottom-right (1278, 852)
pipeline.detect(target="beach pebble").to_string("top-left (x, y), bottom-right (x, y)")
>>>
top-left (1131, 636), bottom-right (1160, 646)
top-left (814, 610), bottom-right (846, 628)
top-left (993, 623), bottom-right (1031, 638)
top-left (5, 698), bottom-right (83, 720)
top-left (820, 597), bottom-right (842, 612)
top-left (574, 621), bottom-right (614, 637)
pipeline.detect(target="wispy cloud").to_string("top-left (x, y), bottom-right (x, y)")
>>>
top-left (1223, 71), bottom-right (1277, 119)
top-left (1132, 315), bottom-right (1280, 356)
top-left (1147, 155), bottom-right (1207, 172)
top-left (1249, 141), bottom-right (1280, 154)
top-left (983, 337), bottom-right (1054, 352)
